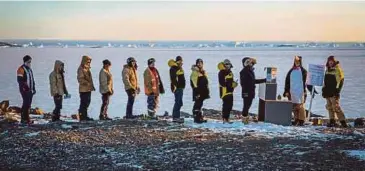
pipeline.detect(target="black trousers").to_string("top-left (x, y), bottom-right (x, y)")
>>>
top-left (222, 95), bottom-right (233, 119)
top-left (193, 98), bottom-right (204, 113)
top-left (242, 97), bottom-right (254, 117)
top-left (21, 92), bottom-right (33, 122)
top-left (53, 95), bottom-right (63, 117)
top-left (126, 89), bottom-right (136, 118)
top-left (100, 93), bottom-right (111, 117)
top-left (79, 92), bottom-right (91, 119)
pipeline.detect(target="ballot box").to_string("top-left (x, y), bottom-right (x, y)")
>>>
top-left (258, 82), bottom-right (293, 126)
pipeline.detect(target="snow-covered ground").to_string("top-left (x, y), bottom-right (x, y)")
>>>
top-left (183, 118), bottom-right (350, 140)
top-left (343, 150), bottom-right (365, 161)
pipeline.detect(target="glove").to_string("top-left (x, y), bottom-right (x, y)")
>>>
top-left (232, 81), bottom-right (238, 88)
top-left (137, 87), bottom-right (141, 94)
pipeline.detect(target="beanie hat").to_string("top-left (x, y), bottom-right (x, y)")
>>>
top-left (148, 58), bottom-right (155, 65)
top-left (196, 58), bottom-right (203, 65)
top-left (103, 59), bottom-right (111, 66)
top-left (127, 57), bottom-right (136, 64)
top-left (242, 57), bottom-right (250, 67)
top-left (175, 56), bottom-right (183, 62)
top-left (23, 55), bottom-right (32, 63)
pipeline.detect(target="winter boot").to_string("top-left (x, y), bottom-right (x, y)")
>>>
top-left (297, 120), bottom-right (305, 126)
top-left (173, 118), bottom-right (184, 123)
top-left (327, 119), bottom-right (337, 127)
top-left (99, 115), bottom-right (112, 120)
top-left (223, 118), bottom-right (233, 124)
top-left (340, 120), bottom-right (349, 128)
top-left (242, 116), bottom-right (249, 124)
top-left (252, 115), bottom-right (258, 123)
top-left (292, 119), bottom-right (299, 126)
top-left (52, 114), bottom-right (61, 122)
top-left (198, 111), bottom-right (207, 123)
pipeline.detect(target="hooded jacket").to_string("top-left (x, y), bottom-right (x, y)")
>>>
top-left (99, 67), bottom-right (113, 94)
top-left (322, 57), bottom-right (344, 98)
top-left (190, 65), bottom-right (210, 101)
top-left (218, 62), bottom-right (237, 99)
top-left (144, 67), bottom-right (164, 96)
top-left (49, 60), bottom-right (68, 96)
top-left (284, 56), bottom-right (315, 101)
top-left (122, 64), bottom-right (139, 91)
top-left (77, 56), bottom-right (95, 93)
top-left (240, 64), bottom-right (265, 99)
top-left (168, 59), bottom-right (186, 92)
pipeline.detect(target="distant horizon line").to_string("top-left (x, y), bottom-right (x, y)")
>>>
top-left (1, 38), bottom-right (365, 43)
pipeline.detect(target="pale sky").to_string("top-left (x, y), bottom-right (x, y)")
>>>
top-left (0, 1), bottom-right (365, 41)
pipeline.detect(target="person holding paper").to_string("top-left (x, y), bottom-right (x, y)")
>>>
top-left (284, 56), bottom-right (314, 126)
top-left (49, 60), bottom-right (69, 122)
top-left (322, 56), bottom-right (348, 128)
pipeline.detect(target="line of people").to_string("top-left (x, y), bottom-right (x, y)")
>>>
top-left (16, 55), bottom-right (348, 127)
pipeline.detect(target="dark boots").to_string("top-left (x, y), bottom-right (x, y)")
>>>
top-left (292, 119), bottom-right (304, 126)
top-left (99, 115), bottom-right (112, 120)
top-left (340, 120), bottom-right (349, 128)
top-left (193, 110), bottom-right (207, 124)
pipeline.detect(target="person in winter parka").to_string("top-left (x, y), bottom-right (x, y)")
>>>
top-left (190, 58), bottom-right (209, 123)
top-left (218, 59), bottom-right (238, 123)
top-left (322, 56), bottom-right (348, 128)
top-left (168, 56), bottom-right (186, 123)
top-left (49, 60), bottom-right (69, 122)
top-left (240, 57), bottom-right (266, 124)
top-left (77, 55), bottom-right (95, 121)
top-left (144, 58), bottom-right (165, 119)
top-left (283, 56), bottom-right (315, 126)
top-left (17, 55), bottom-right (36, 124)
top-left (99, 59), bottom-right (113, 120)
top-left (122, 57), bottom-right (140, 119)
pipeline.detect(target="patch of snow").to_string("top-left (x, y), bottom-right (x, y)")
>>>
top-left (29, 114), bottom-right (44, 119)
top-left (25, 132), bottom-right (40, 137)
top-left (32, 119), bottom-right (49, 124)
top-left (61, 118), bottom-right (79, 123)
top-left (61, 124), bottom-right (73, 129)
top-left (184, 118), bottom-right (340, 140)
top-left (344, 150), bottom-right (365, 161)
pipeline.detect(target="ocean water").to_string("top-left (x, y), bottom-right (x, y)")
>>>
top-left (0, 46), bottom-right (364, 119)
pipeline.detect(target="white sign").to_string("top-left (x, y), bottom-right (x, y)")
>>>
top-left (307, 64), bottom-right (325, 86)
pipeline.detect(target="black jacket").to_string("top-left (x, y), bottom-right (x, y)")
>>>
top-left (190, 66), bottom-right (210, 101)
top-left (218, 69), bottom-right (234, 98)
top-left (322, 64), bottom-right (344, 98)
top-left (169, 65), bottom-right (186, 92)
top-left (240, 67), bottom-right (265, 99)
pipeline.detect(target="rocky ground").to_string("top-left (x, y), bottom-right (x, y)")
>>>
top-left (1, 117), bottom-right (365, 171)
top-left (1, 100), bottom-right (365, 171)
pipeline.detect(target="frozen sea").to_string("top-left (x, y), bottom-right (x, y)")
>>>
top-left (0, 46), bottom-right (364, 119)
